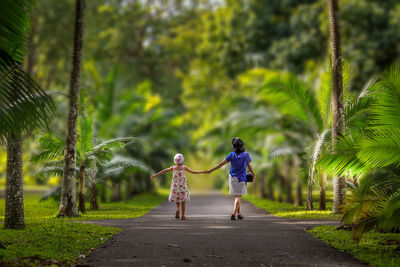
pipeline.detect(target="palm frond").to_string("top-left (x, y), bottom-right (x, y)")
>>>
top-left (90, 137), bottom-right (140, 153)
top-left (317, 131), bottom-right (369, 177)
top-left (261, 75), bottom-right (323, 133)
top-left (36, 166), bottom-right (64, 178)
top-left (31, 135), bottom-right (65, 163)
top-left (375, 190), bottom-right (400, 232)
top-left (0, 0), bottom-right (54, 141)
top-left (344, 96), bottom-right (374, 130)
top-left (310, 129), bottom-right (330, 180)
top-left (104, 155), bottom-right (150, 172)
top-left (270, 146), bottom-right (302, 158)
top-left (342, 60), bottom-right (352, 105)
top-left (318, 68), bottom-right (332, 127)
top-left (357, 128), bottom-right (400, 169)
top-left (0, 0), bottom-right (30, 66)
top-left (341, 170), bottom-right (400, 241)
top-left (40, 186), bottom-right (61, 202)
top-left (372, 65), bottom-right (400, 128)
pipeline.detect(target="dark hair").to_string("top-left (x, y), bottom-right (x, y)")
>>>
top-left (232, 137), bottom-right (245, 154)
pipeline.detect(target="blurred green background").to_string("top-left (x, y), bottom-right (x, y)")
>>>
top-left (1, 0), bottom-right (400, 201)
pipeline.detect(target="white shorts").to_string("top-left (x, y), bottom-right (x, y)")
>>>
top-left (229, 175), bottom-right (247, 196)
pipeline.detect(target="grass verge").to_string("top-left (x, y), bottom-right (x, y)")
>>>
top-left (308, 225), bottom-right (400, 267)
top-left (243, 195), bottom-right (340, 220)
top-left (0, 190), bottom-right (168, 265)
top-left (0, 191), bottom-right (168, 222)
top-left (0, 222), bottom-right (119, 266)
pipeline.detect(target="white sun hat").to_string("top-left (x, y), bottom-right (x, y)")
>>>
top-left (174, 153), bottom-right (184, 164)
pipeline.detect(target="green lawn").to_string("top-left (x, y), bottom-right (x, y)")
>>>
top-left (309, 226), bottom-right (400, 267)
top-left (0, 221), bottom-right (119, 266)
top-left (243, 194), bottom-right (341, 220)
top-left (0, 190), bottom-right (168, 265)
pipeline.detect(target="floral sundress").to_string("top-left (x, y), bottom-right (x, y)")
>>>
top-left (169, 166), bottom-right (190, 202)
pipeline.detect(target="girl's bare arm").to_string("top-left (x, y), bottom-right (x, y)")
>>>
top-left (185, 166), bottom-right (205, 174)
top-left (151, 167), bottom-right (173, 179)
top-left (206, 159), bottom-right (228, 173)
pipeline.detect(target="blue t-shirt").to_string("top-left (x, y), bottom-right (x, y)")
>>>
top-left (225, 152), bottom-right (252, 183)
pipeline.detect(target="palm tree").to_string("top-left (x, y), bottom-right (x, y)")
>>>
top-left (35, 142), bottom-right (148, 210)
top-left (2, 0), bottom-right (54, 230)
top-left (318, 66), bottom-right (400, 241)
top-left (328, 0), bottom-right (346, 214)
top-left (58, 0), bottom-right (86, 217)
top-left (33, 92), bottom-right (144, 212)
top-left (260, 65), bottom-right (372, 210)
top-left (4, 135), bottom-right (25, 230)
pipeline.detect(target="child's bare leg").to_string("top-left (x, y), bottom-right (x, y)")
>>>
top-left (175, 202), bottom-right (180, 219)
top-left (181, 201), bottom-right (186, 220)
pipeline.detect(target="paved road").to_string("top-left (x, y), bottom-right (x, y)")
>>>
top-left (79, 193), bottom-right (364, 267)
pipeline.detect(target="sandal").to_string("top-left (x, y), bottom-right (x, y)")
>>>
top-left (175, 211), bottom-right (180, 219)
top-left (237, 214), bottom-right (244, 220)
top-left (231, 214), bottom-right (236, 220)
top-left (181, 216), bottom-right (187, 220)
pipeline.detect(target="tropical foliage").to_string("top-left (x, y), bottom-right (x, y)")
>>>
top-left (0, 0), bottom-right (54, 140)
top-left (318, 66), bottom-right (400, 241)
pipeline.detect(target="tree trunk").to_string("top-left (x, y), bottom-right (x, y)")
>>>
top-left (78, 164), bottom-right (86, 214)
top-left (284, 160), bottom-right (294, 204)
top-left (328, 0), bottom-right (345, 214)
top-left (293, 157), bottom-right (303, 207)
top-left (277, 172), bottom-right (285, 203)
top-left (4, 135), bottom-right (25, 230)
top-left (267, 180), bottom-right (274, 201)
top-left (144, 172), bottom-right (154, 193)
top-left (89, 185), bottom-right (99, 210)
top-left (319, 173), bottom-right (327, 210)
top-left (260, 171), bottom-right (266, 199)
top-left (284, 177), bottom-right (293, 204)
top-left (306, 180), bottom-right (314, 210)
top-left (126, 175), bottom-right (134, 199)
top-left (58, 0), bottom-right (86, 217)
top-left (99, 183), bottom-right (107, 203)
top-left (295, 175), bottom-right (303, 207)
top-left (111, 182), bottom-right (122, 202)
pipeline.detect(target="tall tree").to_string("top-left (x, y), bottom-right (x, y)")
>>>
top-left (4, 134), bottom-right (25, 229)
top-left (58, 0), bottom-right (86, 217)
top-left (3, 0), bottom-right (54, 230)
top-left (328, 0), bottom-right (345, 214)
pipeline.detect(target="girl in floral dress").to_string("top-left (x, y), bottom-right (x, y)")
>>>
top-left (151, 153), bottom-right (204, 220)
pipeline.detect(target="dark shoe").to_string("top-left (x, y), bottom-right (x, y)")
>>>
top-left (175, 211), bottom-right (180, 219)
top-left (231, 214), bottom-right (236, 220)
top-left (237, 214), bottom-right (244, 220)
